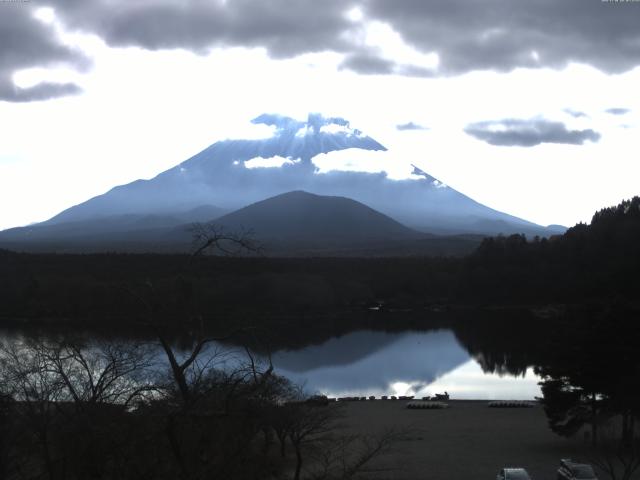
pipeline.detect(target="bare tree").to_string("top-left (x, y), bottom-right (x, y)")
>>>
top-left (282, 396), bottom-right (409, 480)
top-left (0, 337), bottom-right (158, 480)
top-left (288, 402), bottom-right (339, 480)
top-left (35, 339), bottom-right (156, 409)
top-left (590, 420), bottom-right (640, 480)
top-left (0, 339), bottom-right (68, 480)
top-left (113, 227), bottom-right (267, 480)
top-left (309, 428), bottom-right (408, 480)
top-left (0, 392), bottom-right (14, 480)
top-left (123, 223), bottom-right (263, 405)
top-left (189, 223), bottom-right (262, 258)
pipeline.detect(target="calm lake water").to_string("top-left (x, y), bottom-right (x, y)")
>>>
top-left (261, 329), bottom-right (541, 400)
top-left (0, 328), bottom-right (542, 400)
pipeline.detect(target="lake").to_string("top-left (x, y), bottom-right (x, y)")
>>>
top-left (267, 329), bottom-right (541, 400)
top-left (0, 327), bottom-right (542, 400)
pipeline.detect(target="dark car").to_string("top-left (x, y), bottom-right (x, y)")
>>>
top-left (497, 467), bottom-right (532, 480)
top-left (557, 459), bottom-right (598, 480)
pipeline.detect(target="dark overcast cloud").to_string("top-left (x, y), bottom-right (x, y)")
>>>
top-left (47, 0), bottom-right (354, 57)
top-left (339, 49), bottom-right (436, 77)
top-left (340, 52), bottom-right (396, 75)
top-left (0, 5), bottom-right (85, 102)
top-left (396, 122), bottom-right (428, 131)
top-left (365, 0), bottom-right (640, 75)
top-left (464, 119), bottom-right (601, 147)
top-left (605, 107), bottom-right (631, 115)
top-left (43, 0), bottom-right (639, 75)
top-left (3, 0), bottom-right (640, 102)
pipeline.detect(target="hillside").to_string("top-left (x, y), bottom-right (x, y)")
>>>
top-left (0, 114), bottom-right (562, 254)
top-left (212, 190), bottom-right (421, 242)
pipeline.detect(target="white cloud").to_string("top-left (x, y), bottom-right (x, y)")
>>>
top-left (33, 7), bottom-right (56, 25)
top-left (244, 155), bottom-right (299, 169)
top-left (344, 6), bottom-right (364, 23)
top-left (295, 125), bottom-right (313, 137)
top-left (312, 148), bottom-right (415, 180)
top-left (363, 21), bottom-right (440, 71)
top-left (319, 123), bottom-right (350, 135)
top-left (1, 19), bottom-right (640, 231)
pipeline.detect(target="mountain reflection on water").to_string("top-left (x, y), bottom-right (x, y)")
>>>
top-left (0, 326), bottom-right (542, 400)
top-left (269, 330), bottom-right (541, 399)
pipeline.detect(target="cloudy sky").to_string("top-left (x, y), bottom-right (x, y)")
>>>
top-left (1, 0), bottom-right (639, 231)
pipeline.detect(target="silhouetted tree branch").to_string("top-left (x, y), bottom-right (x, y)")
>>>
top-left (589, 421), bottom-right (640, 480)
top-left (189, 223), bottom-right (263, 258)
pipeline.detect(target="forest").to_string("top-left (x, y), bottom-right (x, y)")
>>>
top-left (0, 197), bottom-right (639, 479)
top-left (1, 197), bottom-right (638, 333)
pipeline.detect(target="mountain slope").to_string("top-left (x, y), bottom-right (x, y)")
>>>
top-left (44, 114), bottom-right (386, 225)
top-left (211, 190), bottom-right (421, 242)
top-left (0, 113), bottom-right (564, 252)
top-left (37, 114), bottom-right (556, 237)
top-left (0, 204), bottom-right (226, 244)
top-left (0, 191), bottom-right (484, 256)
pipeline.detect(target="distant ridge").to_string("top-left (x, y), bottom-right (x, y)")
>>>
top-left (0, 190), bottom-right (486, 256)
top-left (0, 204), bottom-right (226, 245)
top-left (212, 190), bottom-right (422, 243)
top-left (0, 113), bottom-right (565, 253)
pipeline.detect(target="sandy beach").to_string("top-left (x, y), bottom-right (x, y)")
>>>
top-left (335, 400), bottom-right (593, 480)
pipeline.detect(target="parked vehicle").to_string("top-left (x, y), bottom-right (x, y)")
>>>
top-left (557, 459), bottom-right (598, 480)
top-left (497, 467), bottom-right (532, 480)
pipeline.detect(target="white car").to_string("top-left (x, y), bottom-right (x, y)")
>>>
top-left (557, 459), bottom-right (598, 480)
top-left (497, 467), bottom-right (532, 480)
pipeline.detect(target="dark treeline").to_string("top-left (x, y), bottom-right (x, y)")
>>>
top-left (465, 196), bottom-right (640, 303)
top-left (1, 197), bottom-right (639, 335)
top-left (453, 303), bottom-right (640, 480)
top-left (0, 251), bottom-right (460, 333)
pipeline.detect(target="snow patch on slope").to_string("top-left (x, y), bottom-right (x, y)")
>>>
top-left (312, 148), bottom-right (417, 180)
top-left (244, 156), bottom-right (300, 169)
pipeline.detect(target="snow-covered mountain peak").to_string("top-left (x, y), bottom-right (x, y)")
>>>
top-left (26, 113), bottom-right (559, 239)
top-left (251, 113), bottom-right (364, 139)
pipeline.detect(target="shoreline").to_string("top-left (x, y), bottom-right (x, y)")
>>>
top-left (335, 399), bottom-right (590, 480)
top-left (330, 397), bottom-right (539, 402)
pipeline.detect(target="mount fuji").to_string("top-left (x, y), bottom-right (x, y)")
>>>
top-left (0, 113), bottom-right (564, 254)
